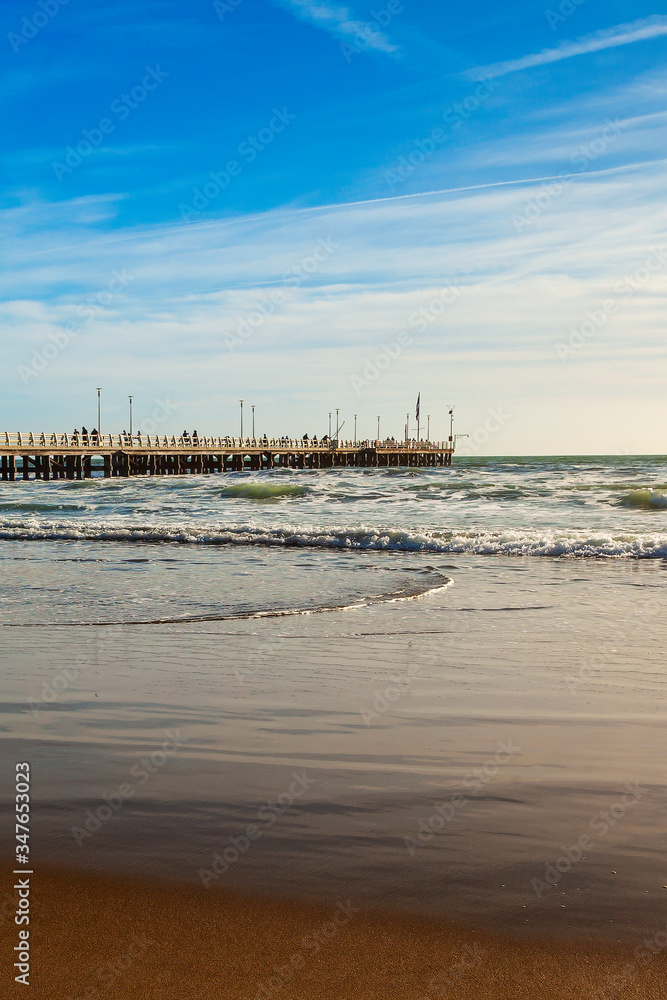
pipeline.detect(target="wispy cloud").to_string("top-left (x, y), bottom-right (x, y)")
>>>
top-left (466, 16), bottom-right (667, 81)
top-left (274, 0), bottom-right (397, 54)
top-left (5, 156), bottom-right (667, 452)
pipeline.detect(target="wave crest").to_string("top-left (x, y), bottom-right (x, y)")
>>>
top-left (1, 521), bottom-right (667, 558)
top-left (622, 489), bottom-right (667, 511)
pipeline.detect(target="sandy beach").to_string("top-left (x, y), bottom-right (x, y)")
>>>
top-left (4, 863), bottom-right (667, 999)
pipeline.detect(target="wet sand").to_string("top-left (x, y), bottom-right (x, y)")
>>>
top-left (2, 555), bottom-right (667, 994)
top-left (2, 557), bottom-right (667, 946)
top-left (3, 864), bottom-right (666, 999)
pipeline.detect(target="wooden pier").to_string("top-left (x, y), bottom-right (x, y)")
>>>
top-left (0, 432), bottom-right (454, 481)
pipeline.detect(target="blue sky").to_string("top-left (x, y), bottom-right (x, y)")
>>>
top-left (2, 0), bottom-right (667, 452)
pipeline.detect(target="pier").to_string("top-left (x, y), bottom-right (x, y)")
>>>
top-left (0, 432), bottom-right (454, 481)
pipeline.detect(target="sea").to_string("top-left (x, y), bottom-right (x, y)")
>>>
top-left (1, 455), bottom-right (666, 943)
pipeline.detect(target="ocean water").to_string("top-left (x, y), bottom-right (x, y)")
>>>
top-left (1, 455), bottom-right (667, 625)
top-left (1, 455), bottom-right (666, 942)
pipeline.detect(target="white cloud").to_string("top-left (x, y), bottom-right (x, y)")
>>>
top-left (274, 0), bottom-right (397, 54)
top-left (5, 75), bottom-right (667, 451)
top-left (466, 16), bottom-right (667, 81)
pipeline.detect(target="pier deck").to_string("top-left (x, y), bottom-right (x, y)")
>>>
top-left (0, 433), bottom-right (454, 481)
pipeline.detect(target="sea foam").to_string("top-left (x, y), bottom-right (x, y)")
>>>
top-left (1, 521), bottom-right (666, 558)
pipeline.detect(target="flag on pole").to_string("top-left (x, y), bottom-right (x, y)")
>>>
top-left (415, 393), bottom-right (420, 422)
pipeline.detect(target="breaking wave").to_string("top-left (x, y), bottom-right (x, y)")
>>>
top-left (622, 489), bottom-right (667, 511)
top-left (1, 521), bottom-right (667, 558)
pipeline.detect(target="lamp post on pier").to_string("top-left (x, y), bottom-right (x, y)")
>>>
top-left (328, 412), bottom-right (331, 438)
top-left (128, 396), bottom-right (133, 436)
top-left (335, 408), bottom-right (339, 441)
top-left (377, 416), bottom-right (380, 441)
top-left (354, 414), bottom-right (357, 444)
top-left (251, 405), bottom-right (255, 439)
top-left (427, 414), bottom-right (430, 442)
top-left (96, 388), bottom-right (102, 435)
top-left (240, 399), bottom-right (244, 440)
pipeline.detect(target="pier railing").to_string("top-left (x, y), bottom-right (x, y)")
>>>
top-left (2, 433), bottom-right (451, 452)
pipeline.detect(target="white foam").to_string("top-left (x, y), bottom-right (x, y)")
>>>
top-left (1, 521), bottom-right (666, 558)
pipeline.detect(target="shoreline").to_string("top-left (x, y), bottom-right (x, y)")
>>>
top-left (3, 863), bottom-right (666, 998)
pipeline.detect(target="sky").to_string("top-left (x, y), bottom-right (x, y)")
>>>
top-left (2, 0), bottom-right (667, 453)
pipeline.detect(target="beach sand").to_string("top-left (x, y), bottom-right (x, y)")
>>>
top-left (4, 864), bottom-right (666, 999)
top-left (3, 532), bottom-right (667, 997)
